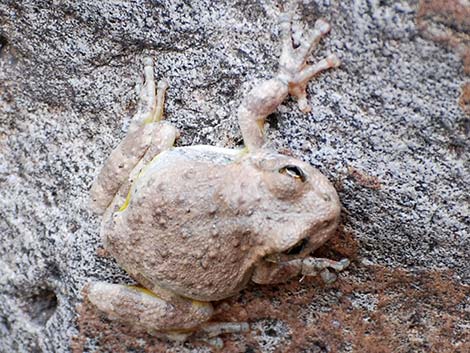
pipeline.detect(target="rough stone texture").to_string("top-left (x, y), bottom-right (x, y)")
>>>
top-left (0, 0), bottom-right (468, 352)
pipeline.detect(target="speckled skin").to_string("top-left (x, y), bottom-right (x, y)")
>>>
top-left (88, 2), bottom-right (347, 343)
top-left (101, 147), bottom-right (341, 302)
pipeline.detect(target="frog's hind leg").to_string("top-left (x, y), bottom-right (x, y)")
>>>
top-left (88, 282), bottom-right (213, 332)
top-left (90, 58), bottom-right (178, 214)
top-left (88, 282), bottom-right (248, 348)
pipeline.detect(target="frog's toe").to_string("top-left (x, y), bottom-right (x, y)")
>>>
top-left (277, 2), bottom-right (340, 113)
top-left (201, 337), bottom-right (224, 349)
top-left (315, 18), bottom-right (331, 35)
top-left (143, 56), bottom-right (153, 67)
top-left (198, 322), bottom-right (250, 338)
top-left (320, 269), bottom-right (337, 284)
top-left (293, 19), bottom-right (331, 61)
top-left (164, 322), bottom-right (249, 348)
top-left (301, 257), bottom-right (350, 282)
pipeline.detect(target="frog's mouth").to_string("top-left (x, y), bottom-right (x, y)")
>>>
top-left (264, 237), bottom-right (310, 263)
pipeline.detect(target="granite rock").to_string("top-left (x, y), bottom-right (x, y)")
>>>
top-left (0, 0), bottom-right (468, 352)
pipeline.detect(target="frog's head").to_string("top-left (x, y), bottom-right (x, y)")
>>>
top-left (245, 150), bottom-right (340, 262)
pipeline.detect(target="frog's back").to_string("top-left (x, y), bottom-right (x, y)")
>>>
top-left (146, 145), bottom-right (241, 173)
top-left (102, 144), bottom-right (255, 301)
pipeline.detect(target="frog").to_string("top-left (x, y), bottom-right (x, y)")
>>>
top-left (88, 1), bottom-right (349, 348)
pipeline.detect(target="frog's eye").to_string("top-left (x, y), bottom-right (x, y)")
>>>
top-left (279, 165), bottom-right (306, 182)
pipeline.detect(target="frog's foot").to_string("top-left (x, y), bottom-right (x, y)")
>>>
top-left (161, 322), bottom-right (249, 349)
top-left (131, 57), bottom-right (169, 129)
top-left (301, 257), bottom-right (350, 284)
top-left (190, 322), bottom-right (250, 349)
top-left (278, 1), bottom-right (340, 113)
top-left (198, 322), bottom-right (250, 338)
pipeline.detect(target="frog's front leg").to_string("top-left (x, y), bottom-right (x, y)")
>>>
top-left (90, 58), bottom-right (178, 214)
top-left (239, 1), bottom-right (340, 150)
top-left (88, 283), bottom-right (248, 348)
top-left (252, 257), bottom-right (350, 285)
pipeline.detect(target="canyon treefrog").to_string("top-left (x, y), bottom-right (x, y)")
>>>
top-left (88, 2), bottom-right (348, 347)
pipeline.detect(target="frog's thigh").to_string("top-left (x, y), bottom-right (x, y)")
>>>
top-left (91, 120), bottom-right (178, 214)
top-left (88, 282), bottom-right (213, 332)
top-left (138, 122), bottom-right (178, 167)
top-left (90, 123), bottom-right (157, 213)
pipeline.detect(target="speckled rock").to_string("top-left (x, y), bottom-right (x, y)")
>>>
top-left (0, 1), bottom-right (468, 353)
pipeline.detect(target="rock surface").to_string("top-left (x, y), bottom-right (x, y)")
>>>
top-left (0, 0), bottom-right (468, 352)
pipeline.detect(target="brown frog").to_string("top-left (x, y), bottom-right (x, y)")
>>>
top-left (88, 2), bottom-right (348, 347)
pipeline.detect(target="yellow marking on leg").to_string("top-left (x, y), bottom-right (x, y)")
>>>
top-left (143, 112), bottom-right (156, 125)
top-left (118, 188), bottom-right (133, 211)
top-left (191, 299), bottom-right (211, 309)
top-left (236, 146), bottom-right (250, 159)
top-left (117, 150), bottom-right (170, 212)
top-left (126, 285), bottom-right (162, 299)
top-left (142, 80), bottom-right (168, 124)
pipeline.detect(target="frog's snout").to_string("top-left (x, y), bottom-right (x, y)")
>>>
top-left (312, 175), bottom-right (341, 219)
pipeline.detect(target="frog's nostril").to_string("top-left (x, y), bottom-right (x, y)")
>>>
top-left (320, 193), bottom-right (331, 202)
